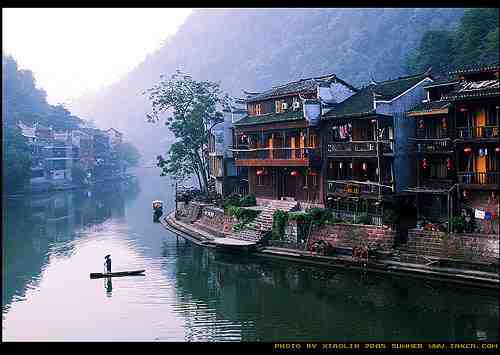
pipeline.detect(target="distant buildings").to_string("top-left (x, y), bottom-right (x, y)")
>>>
top-left (18, 122), bottom-right (126, 189)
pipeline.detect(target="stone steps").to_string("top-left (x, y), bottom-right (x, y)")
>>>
top-left (232, 199), bottom-right (299, 243)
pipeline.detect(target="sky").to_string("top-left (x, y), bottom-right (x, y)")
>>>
top-left (2, 8), bottom-right (193, 105)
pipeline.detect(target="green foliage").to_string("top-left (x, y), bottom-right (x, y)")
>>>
top-left (406, 30), bottom-right (454, 75)
top-left (308, 208), bottom-right (332, 226)
top-left (2, 55), bottom-right (84, 130)
top-left (407, 8), bottom-right (499, 76)
top-left (117, 142), bottom-right (141, 168)
top-left (239, 194), bottom-right (256, 207)
top-left (272, 210), bottom-right (289, 240)
top-left (2, 125), bottom-right (31, 193)
top-left (145, 72), bottom-right (229, 192)
top-left (356, 213), bottom-right (371, 225)
top-left (450, 216), bottom-right (465, 233)
top-left (383, 208), bottom-right (399, 226)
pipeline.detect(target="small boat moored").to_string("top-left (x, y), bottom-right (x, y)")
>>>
top-left (90, 270), bottom-right (146, 279)
top-left (152, 200), bottom-right (163, 222)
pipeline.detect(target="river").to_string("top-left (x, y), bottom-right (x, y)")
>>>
top-left (2, 167), bottom-right (499, 341)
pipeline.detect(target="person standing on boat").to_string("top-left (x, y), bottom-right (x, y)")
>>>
top-left (104, 255), bottom-right (112, 273)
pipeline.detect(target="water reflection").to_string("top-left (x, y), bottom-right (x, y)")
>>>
top-left (2, 179), bottom-right (139, 310)
top-left (171, 243), bottom-right (499, 342)
top-left (105, 277), bottom-right (113, 297)
top-left (2, 169), bottom-right (498, 342)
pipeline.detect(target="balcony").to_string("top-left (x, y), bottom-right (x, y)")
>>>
top-left (415, 139), bottom-right (453, 154)
top-left (416, 128), bottom-right (449, 140)
top-left (233, 147), bottom-right (321, 167)
top-left (326, 140), bottom-right (393, 157)
top-left (327, 180), bottom-right (394, 196)
top-left (457, 172), bottom-right (500, 188)
top-left (456, 126), bottom-right (498, 140)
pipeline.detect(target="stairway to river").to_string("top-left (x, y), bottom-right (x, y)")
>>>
top-left (232, 199), bottom-right (299, 243)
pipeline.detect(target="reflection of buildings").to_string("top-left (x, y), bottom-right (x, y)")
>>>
top-left (2, 178), bottom-right (138, 310)
top-left (172, 243), bottom-right (498, 341)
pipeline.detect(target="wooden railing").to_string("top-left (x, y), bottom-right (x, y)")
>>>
top-left (456, 126), bottom-right (498, 139)
top-left (457, 172), bottom-right (500, 185)
top-left (327, 180), bottom-right (393, 195)
top-left (415, 139), bottom-right (453, 153)
top-left (327, 141), bottom-right (393, 155)
top-left (233, 147), bottom-right (320, 161)
top-left (416, 128), bottom-right (449, 140)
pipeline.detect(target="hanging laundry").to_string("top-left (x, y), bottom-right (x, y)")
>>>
top-left (485, 212), bottom-right (492, 220)
top-left (474, 209), bottom-right (485, 219)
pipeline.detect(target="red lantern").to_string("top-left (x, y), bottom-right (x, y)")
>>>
top-left (290, 170), bottom-right (298, 176)
top-left (464, 147), bottom-right (472, 154)
top-left (422, 158), bottom-right (428, 169)
top-left (459, 107), bottom-right (468, 112)
top-left (370, 119), bottom-right (377, 124)
top-left (442, 118), bottom-right (447, 129)
top-left (495, 147), bottom-right (500, 153)
top-left (418, 120), bottom-right (425, 129)
top-left (256, 169), bottom-right (264, 176)
top-left (446, 158), bottom-right (452, 170)
top-left (362, 163), bottom-right (368, 171)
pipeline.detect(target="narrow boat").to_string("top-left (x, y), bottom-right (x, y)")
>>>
top-left (89, 270), bottom-right (145, 279)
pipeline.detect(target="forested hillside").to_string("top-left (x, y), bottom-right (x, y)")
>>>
top-left (2, 55), bottom-right (87, 192)
top-left (3, 55), bottom-right (84, 130)
top-left (70, 8), bottom-right (466, 159)
top-left (407, 8), bottom-right (499, 76)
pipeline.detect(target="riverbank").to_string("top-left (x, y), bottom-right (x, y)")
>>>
top-left (161, 211), bottom-right (499, 290)
top-left (2, 174), bottom-right (137, 199)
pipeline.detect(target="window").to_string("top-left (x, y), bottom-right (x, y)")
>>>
top-left (309, 133), bottom-right (318, 148)
top-left (256, 104), bottom-right (262, 116)
top-left (275, 100), bottom-right (284, 113)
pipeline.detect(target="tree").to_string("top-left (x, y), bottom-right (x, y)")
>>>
top-left (406, 8), bottom-right (499, 76)
top-left (406, 30), bottom-right (454, 76)
top-left (117, 142), bottom-right (141, 168)
top-left (2, 125), bottom-right (32, 193)
top-left (145, 71), bottom-right (228, 193)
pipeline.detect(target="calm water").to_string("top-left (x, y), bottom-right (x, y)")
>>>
top-left (2, 168), bottom-right (499, 341)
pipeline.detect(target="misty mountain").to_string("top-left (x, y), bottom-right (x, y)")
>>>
top-left (69, 8), bottom-right (464, 161)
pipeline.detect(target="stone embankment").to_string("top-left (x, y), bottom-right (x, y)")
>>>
top-left (160, 203), bottom-right (499, 290)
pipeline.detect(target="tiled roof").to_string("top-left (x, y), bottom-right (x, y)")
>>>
top-left (233, 108), bottom-right (304, 127)
top-left (407, 101), bottom-right (450, 114)
top-left (448, 62), bottom-right (499, 75)
top-left (245, 73), bottom-right (357, 103)
top-left (371, 72), bottom-right (432, 100)
top-left (322, 86), bottom-right (376, 119)
top-left (324, 71), bottom-right (432, 119)
top-left (442, 79), bottom-right (499, 101)
top-left (423, 78), bottom-right (458, 88)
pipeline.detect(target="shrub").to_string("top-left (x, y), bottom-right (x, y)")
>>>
top-left (356, 213), bottom-right (371, 225)
top-left (272, 210), bottom-right (289, 240)
top-left (239, 194), bottom-right (256, 207)
top-left (383, 208), bottom-right (399, 226)
top-left (450, 216), bottom-right (465, 233)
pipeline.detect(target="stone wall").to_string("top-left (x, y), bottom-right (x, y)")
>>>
top-left (460, 191), bottom-right (499, 235)
top-left (175, 202), bottom-right (206, 223)
top-left (193, 205), bottom-right (230, 237)
top-left (407, 228), bottom-right (499, 265)
top-left (307, 223), bottom-right (395, 252)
